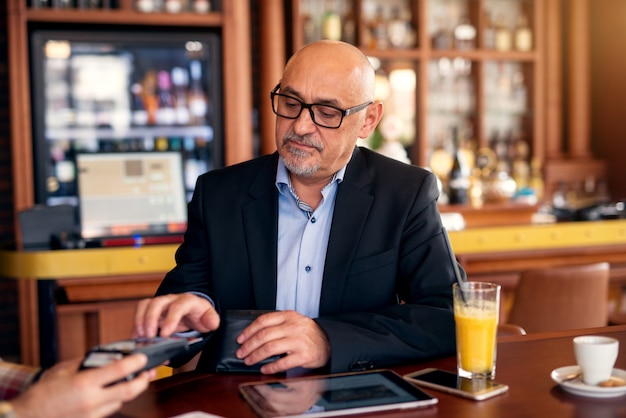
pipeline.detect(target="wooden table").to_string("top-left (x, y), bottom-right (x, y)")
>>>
top-left (115, 325), bottom-right (626, 418)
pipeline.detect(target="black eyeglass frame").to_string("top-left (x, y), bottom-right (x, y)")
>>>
top-left (270, 84), bottom-right (373, 129)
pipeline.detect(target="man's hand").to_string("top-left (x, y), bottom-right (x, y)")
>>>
top-left (235, 311), bottom-right (330, 374)
top-left (132, 293), bottom-right (220, 338)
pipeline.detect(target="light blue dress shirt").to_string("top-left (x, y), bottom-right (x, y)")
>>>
top-left (275, 157), bottom-right (345, 318)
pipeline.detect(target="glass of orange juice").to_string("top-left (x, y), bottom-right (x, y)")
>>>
top-left (453, 282), bottom-right (501, 379)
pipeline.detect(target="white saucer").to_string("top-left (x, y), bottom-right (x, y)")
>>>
top-left (551, 366), bottom-right (626, 398)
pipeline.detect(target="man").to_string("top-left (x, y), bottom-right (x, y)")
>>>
top-left (133, 40), bottom-right (461, 375)
top-left (0, 355), bottom-right (154, 418)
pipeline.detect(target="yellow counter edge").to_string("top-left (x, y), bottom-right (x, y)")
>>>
top-left (1, 220), bottom-right (626, 279)
top-left (0, 244), bottom-right (179, 279)
top-left (448, 219), bottom-right (626, 254)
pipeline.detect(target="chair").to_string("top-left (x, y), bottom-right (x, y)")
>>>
top-left (497, 323), bottom-right (527, 336)
top-left (506, 262), bottom-right (610, 333)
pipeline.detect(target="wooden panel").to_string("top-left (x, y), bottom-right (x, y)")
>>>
top-left (56, 310), bottom-right (88, 360)
top-left (440, 203), bottom-right (540, 228)
top-left (589, 0), bottom-right (626, 200)
top-left (97, 302), bottom-right (137, 344)
top-left (222, 0), bottom-right (253, 164)
top-left (56, 273), bottom-right (162, 302)
top-left (56, 300), bottom-right (139, 361)
top-left (568, 0), bottom-right (591, 159)
top-left (258, 0), bottom-right (286, 155)
top-left (17, 281), bottom-right (40, 366)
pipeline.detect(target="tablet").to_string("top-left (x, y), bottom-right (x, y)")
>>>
top-left (239, 369), bottom-right (438, 418)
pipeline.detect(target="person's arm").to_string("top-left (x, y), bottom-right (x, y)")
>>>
top-left (0, 359), bottom-right (40, 401)
top-left (7, 354), bottom-right (154, 418)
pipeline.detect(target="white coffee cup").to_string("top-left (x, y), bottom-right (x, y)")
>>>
top-left (573, 335), bottom-right (619, 386)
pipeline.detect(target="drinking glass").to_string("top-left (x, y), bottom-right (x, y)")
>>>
top-left (453, 282), bottom-right (501, 379)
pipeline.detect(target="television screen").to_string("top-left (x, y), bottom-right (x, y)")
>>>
top-left (76, 151), bottom-right (187, 241)
top-left (29, 29), bottom-right (222, 243)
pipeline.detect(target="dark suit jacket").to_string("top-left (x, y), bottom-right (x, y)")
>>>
top-left (157, 147), bottom-right (460, 373)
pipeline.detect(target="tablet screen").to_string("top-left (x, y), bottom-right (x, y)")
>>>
top-left (239, 369), bottom-right (437, 418)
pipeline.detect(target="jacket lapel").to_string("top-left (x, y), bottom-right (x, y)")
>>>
top-left (242, 154), bottom-right (279, 310)
top-left (319, 148), bottom-right (373, 315)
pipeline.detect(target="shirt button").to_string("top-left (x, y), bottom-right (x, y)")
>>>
top-left (310, 217), bottom-right (316, 223)
top-left (305, 265), bottom-right (311, 272)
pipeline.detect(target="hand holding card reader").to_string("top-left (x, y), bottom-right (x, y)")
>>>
top-left (404, 368), bottom-right (509, 401)
top-left (80, 331), bottom-right (204, 382)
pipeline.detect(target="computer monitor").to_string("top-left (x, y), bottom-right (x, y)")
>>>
top-left (76, 151), bottom-right (187, 242)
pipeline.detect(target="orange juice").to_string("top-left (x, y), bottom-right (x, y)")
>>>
top-left (455, 302), bottom-right (498, 375)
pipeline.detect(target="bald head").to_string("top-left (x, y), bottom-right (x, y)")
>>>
top-left (273, 40), bottom-right (383, 182)
top-left (282, 40), bottom-right (376, 104)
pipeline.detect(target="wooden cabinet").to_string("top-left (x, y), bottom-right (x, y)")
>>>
top-left (276, 0), bottom-right (607, 210)
top-left (289, 1), bottom-right (545, 185)
top-left (6, 0), bottom-right (252, 365)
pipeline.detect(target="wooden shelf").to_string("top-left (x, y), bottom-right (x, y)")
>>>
top-left (439, 202), bottom-right (541, 228)
top-left (21, 9), bottom-right (223, 26)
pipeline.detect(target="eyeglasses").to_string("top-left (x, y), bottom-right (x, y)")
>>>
top-left (270, 84), bottom-right (372, 129)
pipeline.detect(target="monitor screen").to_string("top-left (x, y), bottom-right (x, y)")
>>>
top-left (76, 151), bottom-right (187, 240)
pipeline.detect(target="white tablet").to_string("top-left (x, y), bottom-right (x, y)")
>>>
top-left (239, 369), bottom-right (438, 418)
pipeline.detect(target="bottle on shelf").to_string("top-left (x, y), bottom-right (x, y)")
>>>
top-left (156, 70), bottom-right (176, 126)
top-left (453, 14), bottom-right (476, 50)
top-left (302, 12), bottom-right (318, 45)
top-left (494, 14), bottom-right (512, 52)
top-left (432, 16), bottom-right (453, 50)
top-left (511, 134), bottom-right (530, 190)
top-left (192, 0), bottom-right (211, 13)
top-left (155, 136), bottom-right (170, 151)
top-left (50, 142), bottom-right (77, 198)
top-left (77, 0), bottom-right (102, 9)
top-left (369, 6), bottom-right (389, 50)
top-left (135, 0), bottom-right (159, 13)
top-left (511, 70), bottom-right (528, 113)
top-left (141, 70), bottom-right (159, 125)
top-left (341, 10), bottom-right (357, 45)
top-left (188, 60), bottom-right (208, 126)
top-left (171, 67), bottom-right (191, 126)
top-left (53, 0), bottom-right (74, 9)
top-left (31, 0), bottom-right (50, 9)
top-left (429, 131), bottom-right (454, 185)
top-left (514, 13), bottom-right (533, 52)
top-left (130, 82), bottom-right (148, 127)
top-left (447, 126), bottom-right (470, 205)
top-left (321, 0), bottom-right (342, 41)
top-left (387, 6), bottom-right (409, 49)
top-left (165, 0), bottom-right (186, 13)
top-left (483, 11), bottom-right (496, 50)
top-left (528, 158), bottom-right (545, 202)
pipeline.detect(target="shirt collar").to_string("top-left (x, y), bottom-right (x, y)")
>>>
top-left (275, 157), bottom-right (347, 193)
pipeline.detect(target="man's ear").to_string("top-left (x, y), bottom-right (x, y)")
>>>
top-left (358, 101), bottom-right (384, 139)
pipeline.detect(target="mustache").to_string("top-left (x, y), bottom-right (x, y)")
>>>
top-left (282, 131), bottom-right (323, 152)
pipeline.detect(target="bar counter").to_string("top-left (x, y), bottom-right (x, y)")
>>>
top-left (115, 325), bottom-right (626, 418)
top-left (2, 219), bottom-right (626, 367)
top-left (1, 219), bottom-right (625, 279)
